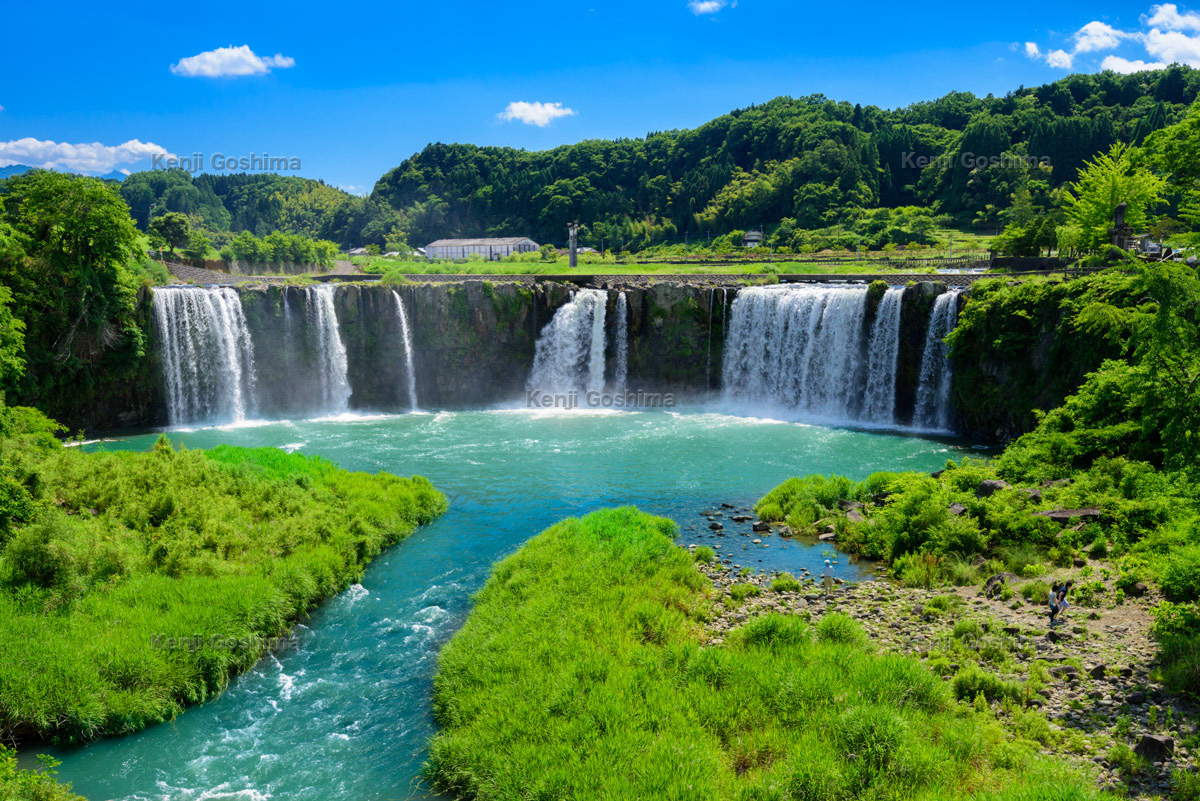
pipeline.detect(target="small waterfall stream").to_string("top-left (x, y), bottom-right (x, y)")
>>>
top-left (528, 289), bottom-right (609, 394)
top-left (913, 290), bottom-right (961, 431)
top-left (392, 290), bottom-right (418, 410)
top-left (614, 291), bottom-right (629, 393)
top-left (861, 288), bottom-right (904, 422)
top-left (153, 287), bottom-right (256, 426)
top-left (307, 285), bottom-right (351, 414)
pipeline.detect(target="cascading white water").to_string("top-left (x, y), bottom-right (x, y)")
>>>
top-left (392, 290), bottom-right (418, 410)
top-left (614, 291), bottom-right (629, 393)
top-left (153, 287), bottom-right (256, 425)
top-left (529, 289), bottom-right (609, 394)
top-left (721, 284), bottom-right (902, 424)
top-left (306, 285), bottom-right (351, 413)
top-left (913, 290), bottom-right (961, 431)
top-left (706, 288), bottom-right (716, 389)
top-left (861, 288), bottom-right (905, 422)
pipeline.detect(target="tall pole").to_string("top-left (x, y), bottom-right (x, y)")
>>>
top-left (568, 221), bottom-right (579, 269)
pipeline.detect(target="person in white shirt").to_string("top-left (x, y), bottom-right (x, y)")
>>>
top-left (1048, 582), bottom-right (1061, 626)
top-left (822, 560), bottom-right (835, 597)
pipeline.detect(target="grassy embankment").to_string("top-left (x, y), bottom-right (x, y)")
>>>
top-left (424, 506), bottom-right (1111, 800)
top-left (754, 264), bottom-right (1200, 702)
top-left (0, 405), bottom-right (446, 750)
top-left (350, 255), bottom-right (964, 277)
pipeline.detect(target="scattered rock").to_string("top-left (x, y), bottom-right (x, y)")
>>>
top-left (709, 522), bottom-right (724, 531)
top-left (1088, 664), bottom-right (1107, 680)
top-left (818, 532), bottom-right (838, 542)
top-left (837, 499), bottom-right (864, 511)
top-left (1134, 735), bottom-right (1174, 763)
top-left (1047, 630), bottom-right (1071, 643)
top-left (1127, 582), bottom-right (1148, 597)
top-left (1127, 691), bottom-right (1147, 705)
top-left (983, 572), bottom-right (1021, 598)
top-left (731, 514), bottom-right (753, 523)
top-left (846, 509), bottom-right (865, 524)
top-left (948, 502), bottom-right (968, 516)
top-left (976, 479), bottom-right (1012, 498)
top-left (752, 521), bottom-right (771, 532)
top-left (1073, 558), bottom-right (1087, 568)
top-left (1031, 507), bottom-right (1103, 524)
top-left (1019, 487), bottom-right (1043, 502)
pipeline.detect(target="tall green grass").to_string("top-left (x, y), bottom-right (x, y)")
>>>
top-left (424, 507), bottom-right (1111, 800)
top-left (0, 415), bottom-right (446, 745)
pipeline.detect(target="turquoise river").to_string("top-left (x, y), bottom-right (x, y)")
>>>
top-left (34, 407), bottom-right (975, 800)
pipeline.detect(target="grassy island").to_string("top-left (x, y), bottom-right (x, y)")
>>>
top-left (424, 507), bottom-right (1112, 801)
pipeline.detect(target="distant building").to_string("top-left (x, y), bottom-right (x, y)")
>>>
top-left (424, 237), bottom-right (539, 261)
top-left (346, 247), bottom-right (369, 256)
top-left (743, 230), bottom-right (764, 248)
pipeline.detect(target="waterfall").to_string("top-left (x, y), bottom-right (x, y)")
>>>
top-left (614, 291), bottom-right (629, 393)
top-left (529, 289), bottom-right (608, 395)
top-left (913, 290), bottom-right (961, 431)
top-left (721, 284), bottom-right (900, 424)
top-left (153, 287), bottom-right (256, 426)
top-left (392, 290), bottom-right (418, 410)
top-left (861, 288), bottom-right (904, 422)
top-left (306, 285), bottom-right (351, 413)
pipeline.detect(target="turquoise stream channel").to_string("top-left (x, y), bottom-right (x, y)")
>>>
top-left (38, 408), bottom-right (975, 801)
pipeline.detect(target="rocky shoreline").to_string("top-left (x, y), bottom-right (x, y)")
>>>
top-left (684, 518), bottom-right (1197, 799)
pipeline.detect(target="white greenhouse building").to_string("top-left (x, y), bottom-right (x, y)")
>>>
top-left (424, 237), bottom-right (539, 261)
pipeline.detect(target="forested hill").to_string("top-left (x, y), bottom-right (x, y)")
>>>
top-left (118, 66), bottom-right (1200, 251)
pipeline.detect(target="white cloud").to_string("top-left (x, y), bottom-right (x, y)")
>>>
top-left (1046, 49), bottom-right (1075, 68)
top-left (498, 101), bottom-right (577, 127)
top-left (1073, 21), bottom-right (1131, 52)
top-left (688, 0), bottom-right (727, 13)
top-left (1146, 3), bottom-right (1200, 31)
top-left (1025, 5), bottom-right (1200, 72)
top-left (1145, 26), bottom-right (1200, 63)
top-left (0, 138), bottom-right (175, 174)
top-left (1102, 55), bottom-right (1169, 72)
top-left (170, 45), bottom-right (295, 78)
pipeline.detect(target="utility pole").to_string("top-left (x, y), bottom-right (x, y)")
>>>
top-left (568, 221), bottom-right (579, 269)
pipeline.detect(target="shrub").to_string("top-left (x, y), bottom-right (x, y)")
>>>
top-left (815, 612), bottom-right (867, 648)
top-left (770, 572), bottom-right (802, 593)
top-left (739, 613), bottom-right (810, 650)
top-left (951, 665), bottom-right (1021, 703)
top-left (838, 704), bottom-right (908, 771)
top-left (729, 582), bottom-right (761, 602)
top-left (1161, 545), bottom-right (1200, 602)
top-left (693, 545), bottom-right (715, 564)
top-left (1107, 743), bottom-right (1147, 777)
top-left (4, 513), bottom-right (77, 588)
top-left (953, 619), bottom-right (984, 640)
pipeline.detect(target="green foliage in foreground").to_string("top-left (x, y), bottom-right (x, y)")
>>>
top-left (425, 507), bottom-right (1110, 801)
top-left (0, 746), bottom-right (83, 801)
top-left (0, 408), bottom-right (447, 745)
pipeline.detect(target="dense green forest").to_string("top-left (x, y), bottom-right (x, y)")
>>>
top-left (115, 67), bottom-right (1200, 253)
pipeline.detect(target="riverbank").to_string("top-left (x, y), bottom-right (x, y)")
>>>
top-left (0, 407), bottom-right (447, 749)
top-left (696, 557), bottom-right (1197, 798)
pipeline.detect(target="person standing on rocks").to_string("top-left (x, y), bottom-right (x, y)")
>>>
top-left (822, 560), bottom-right (835, 597)
top-left (1048, 581), bottom-right (1061, 626)
top-left (1056, 581), bottom-right (1073, 624)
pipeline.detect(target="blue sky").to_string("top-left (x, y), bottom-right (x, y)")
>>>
top-left (1, 1), bottom-right (1195, 191)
